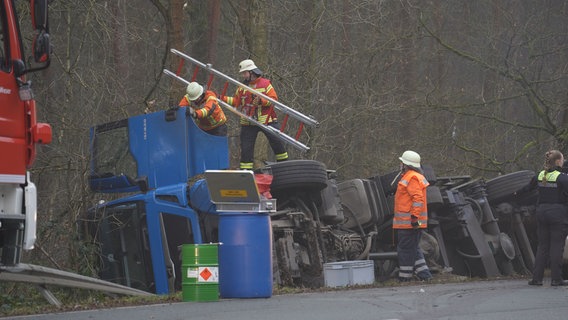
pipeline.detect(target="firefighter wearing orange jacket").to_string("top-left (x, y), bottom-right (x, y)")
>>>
top-left (179, 82), bottom-right (228, 136)
top-left (393, 150), bottom-right (433, 282)
top-left (220, 59), bottom-right (288, 170)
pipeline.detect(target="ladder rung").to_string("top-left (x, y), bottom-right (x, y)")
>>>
top-left (280, 114), bottom-right (289, 132)
top-left (295, 123), bottom-right (304, 140)
top-left (190, 67), bottom-right (199, 82)
top-left (206, 74), bottom-right (214, 88)
top-left (175, 59), bottom-right (185, 76)
top-left (221, 82), bottom-right (229, 96)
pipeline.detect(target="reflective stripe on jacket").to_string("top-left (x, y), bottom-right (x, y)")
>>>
top-left (180, 90), bottom-right (227, 130)
top-left (537, 169), bottom-right (567, 204)
top-left (393, 169), bottom-right (429, 229)
top-left (222, 77), bottom-right (278, 125)
top-left (538, 170), bottom-right (560, 187)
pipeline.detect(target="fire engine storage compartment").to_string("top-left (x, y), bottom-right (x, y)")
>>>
top-left (204, 170), bottom-right (275, 298)
top-left (323, 260), bottom-right (375, 287)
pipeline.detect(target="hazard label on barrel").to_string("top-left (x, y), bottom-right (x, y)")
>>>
top-left (198, 266), bottom-right (219, 283)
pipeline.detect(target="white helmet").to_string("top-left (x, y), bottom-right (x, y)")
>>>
top-left (239, 59), bottom-right (262, 75)
top-left (186, 82), bottom-right (204, 101)
top-left (399, 150), bottom-right (421, 168)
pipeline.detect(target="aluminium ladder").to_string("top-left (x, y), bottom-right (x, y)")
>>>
top-left (163, 49), bottom-right (318, 152)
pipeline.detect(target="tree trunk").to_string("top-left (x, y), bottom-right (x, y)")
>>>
top-left (207, 0), bottom-right (221, 64)
top-left (231, 0), bottom-right (271, 168)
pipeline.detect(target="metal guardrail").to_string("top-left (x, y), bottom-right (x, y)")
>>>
top-left (0, 263), bottom-right (152, 306)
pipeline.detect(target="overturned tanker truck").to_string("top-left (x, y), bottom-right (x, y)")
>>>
top-left (270, 160), bottom-right (556, 287)
top-left (83, 52), bottom-right (555, 294)
top-left (266, 162), bottom-right (541, 286)
top-left (84, 108), bottom-right (553, 294)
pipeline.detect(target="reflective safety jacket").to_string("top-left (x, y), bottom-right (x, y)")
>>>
top-left (221, 77), bottom-right (278, 126)
top-left (179, 90), bottom-right (227, 131)
top-left (537, 169), bottom-right (568, 204)
top-left (393, 169), bottom-right (429, 229)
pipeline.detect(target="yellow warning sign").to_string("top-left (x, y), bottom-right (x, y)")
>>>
top-left (220, 189), bottom-right (248, 197)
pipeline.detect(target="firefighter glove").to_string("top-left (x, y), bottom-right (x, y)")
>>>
top-left (252, 95), bottom-right (261, 105)
top-left (411, 215), bottom-right (421, 229)
top-left (187, 107), bottom-right (196, 118)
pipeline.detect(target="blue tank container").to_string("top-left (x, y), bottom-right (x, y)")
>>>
top-left (218, 212), bottom-right (272, 298)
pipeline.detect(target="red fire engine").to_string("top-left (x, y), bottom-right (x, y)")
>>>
top-left (0, 0), bottom-right (51, 266)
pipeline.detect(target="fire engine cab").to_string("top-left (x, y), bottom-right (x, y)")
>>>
top-left (0, 0), bottom-right (52, 266)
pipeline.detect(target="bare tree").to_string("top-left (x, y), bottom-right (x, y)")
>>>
top-left (21, 0), bottom-right (568, 275)
top-left (147, 0), bottom-right (186, 107)
top-left (27, 0), bottom-right (170, 272)
top-left (416, 1), bottom-right (568, 174)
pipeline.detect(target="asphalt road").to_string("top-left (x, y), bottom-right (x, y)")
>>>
top-left (6, 279), bottom-right (568, 320)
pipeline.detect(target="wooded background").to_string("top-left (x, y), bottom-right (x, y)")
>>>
top-left (20, 0), bottom-right (568, 273)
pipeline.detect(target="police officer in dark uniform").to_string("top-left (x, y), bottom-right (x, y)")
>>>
top-left (517, 150), bottom-right (568, 286)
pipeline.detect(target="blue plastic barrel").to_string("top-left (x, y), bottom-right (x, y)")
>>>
top-left (218, 212), bottom-right (272, 298)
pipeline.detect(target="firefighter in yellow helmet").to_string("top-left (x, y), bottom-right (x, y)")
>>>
top-left (219, 59), bottom-right (288, 170)
top-left (393, 150), bottom-right (433, 282)
top-left (179, 82), bottom-right (228, 136)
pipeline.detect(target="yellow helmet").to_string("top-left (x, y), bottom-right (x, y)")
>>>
top-left (186, 82), bottom-right (204, 101)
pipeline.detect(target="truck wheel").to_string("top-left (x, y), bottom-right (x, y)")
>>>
top-left (496, 233), bottom-right (516, 276)
top-left (268, 160), bottom-right (328, 192)
top-left (485, 170), bottom-right (537, 205)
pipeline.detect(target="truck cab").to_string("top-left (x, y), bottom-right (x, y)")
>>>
top-left (85, 107), bottom-right (229, 294)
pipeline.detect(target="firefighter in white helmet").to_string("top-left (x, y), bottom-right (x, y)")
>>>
top-left (179, 82), bottom-right (228, 136)
top-left (220, 59), bottom-right (288, 170)
top-left (393, 150), bottom-right (433, 282)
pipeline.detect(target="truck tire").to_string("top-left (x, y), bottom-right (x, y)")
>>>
top-left (268, 160), bottom-right (328, 192)
top-left (485, 170), bottom-right (537, 205)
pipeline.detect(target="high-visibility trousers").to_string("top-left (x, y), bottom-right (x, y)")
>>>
top-left (240, 122), bottom-right (288, 169)
top-left (396, 229), bottom-right (432, 280)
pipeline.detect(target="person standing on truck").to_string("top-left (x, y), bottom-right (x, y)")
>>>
top-left (179, 82), bottom-right (228, 136)
top-left (219, 59), bottom-right (288, 170)
top-left (516, 150), bottom-right (568, 286)
top-left (393, 150), bottom-right (433, 282)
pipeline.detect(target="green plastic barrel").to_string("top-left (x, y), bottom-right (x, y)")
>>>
top-left (181, 243), bottom-right (219, 302)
